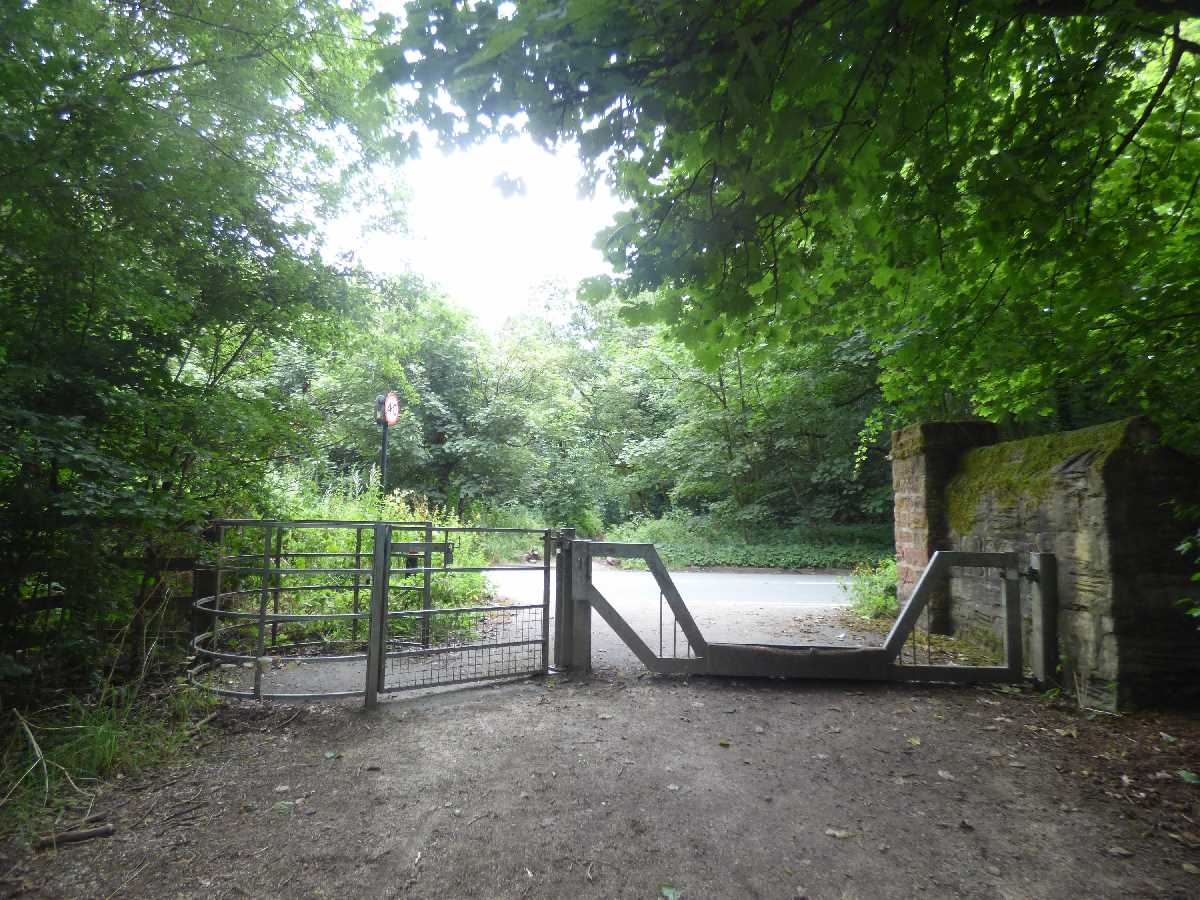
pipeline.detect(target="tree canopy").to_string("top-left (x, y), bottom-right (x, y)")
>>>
top-left (390, 1), bottom-right (1200, 442)
top-left (0, 0), bottom-right (400, 669)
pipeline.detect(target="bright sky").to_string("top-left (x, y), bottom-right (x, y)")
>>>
top-left (327, 135), bottom-right (624, 331)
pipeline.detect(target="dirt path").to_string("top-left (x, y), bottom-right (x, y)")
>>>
top-left (5, 665), bottom-right (1198, 899)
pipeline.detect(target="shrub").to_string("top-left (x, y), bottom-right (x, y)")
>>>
top-left (608, 513), bottom-right (893, 570)
top-left (842, 557), bottom-right (899, 619)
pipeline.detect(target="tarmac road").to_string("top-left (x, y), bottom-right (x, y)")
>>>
top-left (488, 565), bottom-right (866, 671)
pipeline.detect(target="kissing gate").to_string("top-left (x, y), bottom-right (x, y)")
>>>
top-left (191, 520), bottom-right (1058, 705)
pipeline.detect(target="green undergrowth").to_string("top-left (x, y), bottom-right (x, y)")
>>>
top-left (845, 615), bottom-right (1003, 666)
top-left (235, 481), bottom-right (496, 651)
top-left (470, 503), bottom-right (550, 564)
top-left (842, 557), bottom-right (899, 619)
top-left (0, 682), bottom-right (215, 841)
top-left (607, 513), bottom-right (893, 570)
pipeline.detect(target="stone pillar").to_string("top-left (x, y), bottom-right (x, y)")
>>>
top-left (891, 421), bottom-right (998, 632)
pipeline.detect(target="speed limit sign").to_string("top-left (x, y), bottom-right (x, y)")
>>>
top-left (375, 391), bottom-right (401, 426)
top-left (383, 391), bottom-right (400, 426)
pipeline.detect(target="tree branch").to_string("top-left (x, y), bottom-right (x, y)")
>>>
top-left (1013, 0), bottom-right (1200, 17)
top-left (117, 50), bottom-right (268, 84)
top-left (1105, 24), bottom-right (1184, 167)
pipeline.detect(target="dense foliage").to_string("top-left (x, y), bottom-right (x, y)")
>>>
top-left (286, 282), bottom-right (893, 533)
top-left (391, 1), bottom-right (1200, 445)
top-left (842, 557), bottom-right (901, 621)
top-left (610, 513), bottom-right (892, 571)
top-left (0, 0), bottom-right (401, 690)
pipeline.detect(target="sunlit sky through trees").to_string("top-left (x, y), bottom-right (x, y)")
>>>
top-left (326, 133), bottom-right (623, 331)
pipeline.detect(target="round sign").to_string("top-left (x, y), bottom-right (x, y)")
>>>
top-left (383, 391), bottom-right (401, 426)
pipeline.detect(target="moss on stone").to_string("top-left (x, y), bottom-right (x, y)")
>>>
top-left (946, 419), bottom-right (1134, 534)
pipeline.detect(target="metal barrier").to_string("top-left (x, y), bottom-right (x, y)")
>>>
top-left (560, 543), bottom-right (1057, 686)
top-left (366, 524), bottom-right (553, 705)
top-left (191, 520), bottom-right (557, 703)
top-left (193, 524), bottom-right (1054, 701)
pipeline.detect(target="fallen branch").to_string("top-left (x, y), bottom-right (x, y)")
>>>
top-left (160, 801), bottom-right (207, 824)
top-left (185, 712), bottom-right (218, 735)
top-left (275, 709), bottom-right (302, 730)
top-left (34, 824), bottom-right (116, 849)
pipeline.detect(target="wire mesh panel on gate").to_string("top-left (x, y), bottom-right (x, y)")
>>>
top-left (383, 603), bottom-right (545, 691)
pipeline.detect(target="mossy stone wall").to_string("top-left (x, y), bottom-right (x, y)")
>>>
top-left (892, 417), bottom-right (1200, 710)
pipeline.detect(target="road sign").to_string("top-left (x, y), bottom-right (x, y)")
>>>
top-left (383, 391), bottom-right (400, 426)
top-left (375, 391), bottom-right (401, 426)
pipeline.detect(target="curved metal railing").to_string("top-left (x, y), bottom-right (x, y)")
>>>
top-left (190, 519), bottom-right (555, 701)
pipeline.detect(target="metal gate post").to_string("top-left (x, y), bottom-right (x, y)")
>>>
top-left (1029, 553), bottom-right (1059, 687)
top-left (1002, 556), bottom-right (1024, 681)
top-left (253, 525), bottom-right (274, 700)
top-left (569, 539), bottom-right (592, 674)
top-left (421, 522), bottom-right (433, 647)
top-left (364, 523), bottom-right (391, 709)
top-left (554, 528), bottom-right (575, 670)
top-left (192, 525), bottom-right (219, 640)
top-left (541, 530), bottom-right (552, 673)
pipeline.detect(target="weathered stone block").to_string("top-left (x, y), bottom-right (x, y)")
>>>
top-left (894, 417), bottom-right (1200, 711)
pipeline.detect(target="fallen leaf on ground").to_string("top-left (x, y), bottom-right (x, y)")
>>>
top-left (906, 736), bottom-right (921, 748)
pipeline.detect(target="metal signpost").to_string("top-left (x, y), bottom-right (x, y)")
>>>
top-left (374, 391), bottom-right (401, 493)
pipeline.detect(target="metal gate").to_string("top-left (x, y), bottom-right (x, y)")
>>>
top-left (191, 519), bottom-right (556, 704)
top-left (364, 523), bottom-right (554, 706)
top-left (556, 540), bottom-right (1058, 687)
top-left (194, 523), bottom-right (1049, 704)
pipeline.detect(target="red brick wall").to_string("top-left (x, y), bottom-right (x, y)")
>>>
top-left (890, 422), bottom-right (998, 631)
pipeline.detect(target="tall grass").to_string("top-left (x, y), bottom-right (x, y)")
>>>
top-left (0, 682), bottom-right (214, 840)
top-left (841, 557), bottom-right (900, 619)
top-left (469, 502), bottom-right (550, 564)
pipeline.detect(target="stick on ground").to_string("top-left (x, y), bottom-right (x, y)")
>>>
top-left (35, 824), bottom-right (116, 850)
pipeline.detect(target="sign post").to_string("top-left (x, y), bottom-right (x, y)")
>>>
top-left (373, 391), bottom-right (401, 495)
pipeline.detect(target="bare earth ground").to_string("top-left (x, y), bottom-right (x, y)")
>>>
top-left (3, 649), bottom-right (1199, 900)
